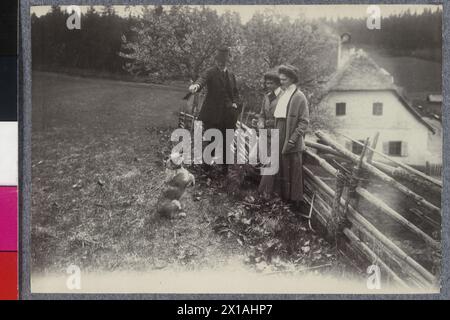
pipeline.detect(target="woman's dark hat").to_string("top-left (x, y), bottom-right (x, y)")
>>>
top-left (263, 71), bottom-right (280, 85)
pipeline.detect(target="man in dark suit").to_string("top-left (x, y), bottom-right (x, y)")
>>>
top-left (189, 47), bottom-right (240, 174)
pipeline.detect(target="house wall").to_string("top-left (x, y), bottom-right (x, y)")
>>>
top-left (321, 90), bottom-right (434, 166)
top-left (424, 118), bottom-right (442, 165)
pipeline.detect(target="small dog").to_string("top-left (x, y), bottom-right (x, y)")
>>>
top-left (156, 152), bottom-right (195, 218)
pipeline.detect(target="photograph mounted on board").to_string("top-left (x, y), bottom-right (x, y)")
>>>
top-left (30, 3), bottom-right (443, 294)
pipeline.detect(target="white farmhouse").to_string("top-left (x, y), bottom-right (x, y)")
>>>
top-left (319, 50), bottom-right (437, 167)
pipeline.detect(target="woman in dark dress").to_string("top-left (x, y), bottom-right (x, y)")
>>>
top-left (272, 65), bottom-right (309, 204)
top-left (258, 71), bottom-right (282, 197)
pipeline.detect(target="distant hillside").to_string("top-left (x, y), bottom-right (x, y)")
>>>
top-left (328, 8), bottom-right (442, 62)
top-left (367, 49), bottom-right (441, 94)
top-left (363, 46), bottom-right (442, 118)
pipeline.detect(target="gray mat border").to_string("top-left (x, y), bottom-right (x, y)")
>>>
top-left (19, 0), bottom-right (449, 300)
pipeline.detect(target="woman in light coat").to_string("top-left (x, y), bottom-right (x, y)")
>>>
top-left (272, 64), bottom-right (309, 204)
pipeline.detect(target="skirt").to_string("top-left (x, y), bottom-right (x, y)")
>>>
top-left (258, 118), bottom-right (304, 202)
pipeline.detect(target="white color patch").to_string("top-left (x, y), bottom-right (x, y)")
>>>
top-left (0, 122), bottom-right (18, 185)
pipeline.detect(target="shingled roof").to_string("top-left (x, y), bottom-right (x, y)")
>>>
top-left (326, 49), bottom-right (397, 91)
top-left (323, 49), bottom-right (435, 133)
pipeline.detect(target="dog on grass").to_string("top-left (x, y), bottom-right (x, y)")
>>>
top-left (156, 152), bottom-right (195, 219)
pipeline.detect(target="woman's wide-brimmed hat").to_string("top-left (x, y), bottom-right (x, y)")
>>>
top-left (278, 64), bottom-right (299, 83)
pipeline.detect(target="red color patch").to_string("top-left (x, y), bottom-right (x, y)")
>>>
top-left (0, 252), bottom-right (18, 300)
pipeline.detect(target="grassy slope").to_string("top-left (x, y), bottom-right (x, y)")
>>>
top-left (31, 72), bottom-right (246, 273)
top-left (31, 72), bottom-right (354, 290)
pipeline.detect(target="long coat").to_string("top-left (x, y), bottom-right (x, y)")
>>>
top-left (194, 66), bottom-right (240, 129)
top-left (279, 89), bottom-right (310, 154)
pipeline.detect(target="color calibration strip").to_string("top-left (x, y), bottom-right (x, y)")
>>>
top-left (0, 0), bottom-right (18, 300)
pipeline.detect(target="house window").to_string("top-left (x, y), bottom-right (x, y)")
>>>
top-left (373, 102), bottom-right (383, 116)
top-left (352, 140), bottom-right (365, 155)
top-left (336, 103), bottom-right (346, 116)
top-left (388, 141), bottom-right (402, 156)
top-left (383, 141), bottom-right (408, 157)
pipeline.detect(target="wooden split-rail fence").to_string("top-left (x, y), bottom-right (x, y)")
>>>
top-left (178, 111), bottom-right (442, 289)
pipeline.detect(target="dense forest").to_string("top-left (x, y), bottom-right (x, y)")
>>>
top-left (326, 8), bottom-right (442, 61)
top-left (32, 5), bottom-right (133, 74)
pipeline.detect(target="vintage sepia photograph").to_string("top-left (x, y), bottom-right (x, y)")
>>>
top-left (30, 3), bottom-right (443, 294)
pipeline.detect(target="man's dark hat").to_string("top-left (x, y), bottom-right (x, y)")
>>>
top-left (217, 46), bottom-right (230, 54)
top-left (215, 46), bottom-right (230, 61)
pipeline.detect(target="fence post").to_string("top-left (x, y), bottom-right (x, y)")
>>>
top-left (366, 132), bottom-right (379, 164)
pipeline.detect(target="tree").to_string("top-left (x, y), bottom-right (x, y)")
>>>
top-left (229, 10), bottom-right (337, 115)
top-left (120, 5), bottom-right (239, 81)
